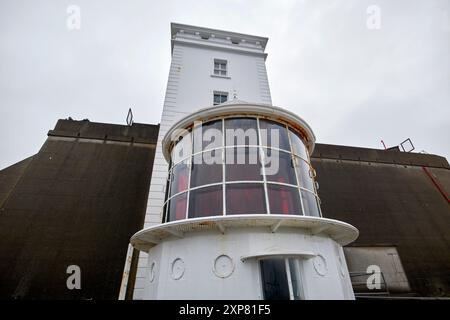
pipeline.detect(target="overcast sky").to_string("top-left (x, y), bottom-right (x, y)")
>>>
top-left (0, 0), bottom-right (449, 169)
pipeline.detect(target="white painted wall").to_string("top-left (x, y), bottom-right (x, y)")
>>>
top-left (131, 25), bottom-right (272, 299)
top-left (143, 228), bottom-right (355, 300)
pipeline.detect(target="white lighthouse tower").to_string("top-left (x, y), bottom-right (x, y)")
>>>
top-left (129, 23), bottom-right (358, 300)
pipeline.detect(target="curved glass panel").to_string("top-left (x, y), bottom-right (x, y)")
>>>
top-left (225, 118), bottom-right (258, 146)
top-left (289, 129), bottom-right (308, 160)
top-left (294, 157), bottom-right (315, 192)
top-left (171, 130), bottom-right (192, 165)
top-left (225, 147), bottom-right (262, 181)
top-left (226, 183), bottom-right (266, 214)
top-left (168, 192), bottom-right (187, 222)
top-left (259, 119), bottom-right (290, 151)
top-left (267, 184), bottom-right (302, 215)
top-left (265, 150), bottom-right (297, 185)
top-left (169, 160), bottom-right (189, 197)
top-left (301, 190), bottom-right (320, 217)
top-left (188, 185), bottom-right (223, 218)
top-left (165, 115), bottom-right (321, 221)
top-left (190, 150), bottom-right (223, 188)
top-left (193, 119), bottom-right (223, 152)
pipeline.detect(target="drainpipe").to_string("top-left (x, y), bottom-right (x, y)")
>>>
top-left (422, 166), bottom-right (450, 204)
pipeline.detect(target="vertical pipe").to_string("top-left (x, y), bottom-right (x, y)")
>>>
top-left (422, 166), bottom-right (449, 204)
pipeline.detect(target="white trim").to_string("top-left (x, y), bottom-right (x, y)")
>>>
top-left (170, 145), bottom-right (309, 169)
top-left (242, 252), bottom-right (316, 262)
top-left (131, 215), bottom-right (359, 251)
top-left (211, 74), bottom-right (231, 80)
top-left (222, 119), bottom-right (226, 216)
top-left (161, 103), bottom-right (316, 161)
top-left (257, 117), bottom-right (271, 215)
top-left (171, 22), bottom-right (268, 50)
top-left (285, 259), bottom-right (295, 300)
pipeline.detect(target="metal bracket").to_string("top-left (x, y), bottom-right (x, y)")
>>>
top-left (166, 228), bottom-right (184, 238)
top-left (311, 225), bottom-right (330, 235)
top-left (216, 221), bottom-right (226, 234)
top-left (270, 219), bottom-right (284, 233)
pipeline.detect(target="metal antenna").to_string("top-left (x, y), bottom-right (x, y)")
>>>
top-left (126, 108), bottom-right (133, 126)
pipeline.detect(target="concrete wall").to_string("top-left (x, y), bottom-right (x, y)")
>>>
top-left (0, 119), bottom-right (158, 299)
top-left (311, 143), bottom-right (450, 297)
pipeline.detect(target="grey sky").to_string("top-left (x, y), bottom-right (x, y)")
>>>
top-left (0, 0), bottom-right (449, 169)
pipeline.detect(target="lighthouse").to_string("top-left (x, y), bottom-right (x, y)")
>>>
top-left (129, 23), bottom-right (358, 300)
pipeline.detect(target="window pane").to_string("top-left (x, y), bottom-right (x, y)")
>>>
top-left (259, 119), bottom-right (290, 151)
top-left (220, 94), bottom-right (227, 103)
top-left (220, 70), bottom-right (226, 76)
top-left (214, 69), bottom-right (220, 75)
top-left (295, 157), bottom-right (315, 191)
top-left (260, 259), bottom-right (290, 300)
top-left (214, 63), bottom-right (219, 69)
top-left (214, 94), bottom-right (221, 105)
top-left (267, 184), bottom-right (302, 215)
top-left (226, 183), bottom-right (266, 214)
top-left (288, 258), bottom-right (303, 300)
top-left (170, 160), bottom-right (189, 196)
top-left (190, 150), bottom-right (223, 188)
top-left (171, 131), bottom-right (192, 164)
top-left (225, 118), bottom-right (258, 146)
top-left (289, 130), bottom-right (308, 160)
top-left (225, 147), bottom-right (262, 181)
top-left (192, 119), bottom-right (222, 152)
top-left (265, 150), bottom-right (296, 185)
top-left (189, 185), bottom-right (223, 218)
top-left (301, 190), bottom-right (320, 217)
top-left (168, 192), bottom-right (187, 222)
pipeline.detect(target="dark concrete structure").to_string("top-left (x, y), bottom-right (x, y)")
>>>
top-left (0, 119), bottom-right (158, 299)
top-left (311, 144), bottom-right (450, 297)
top-left (1, 119), bottom-right (449, 299)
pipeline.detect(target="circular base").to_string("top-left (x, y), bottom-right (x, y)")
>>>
top-left (131, 215), bottom-right (359, 252)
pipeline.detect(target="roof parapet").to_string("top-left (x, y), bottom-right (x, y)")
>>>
top-left (170, 22), bottom-right (268, 55)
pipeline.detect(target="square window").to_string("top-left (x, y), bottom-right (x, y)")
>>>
top-left (213, 92), bottom-right (228, 105)
top-left (213, 59), bottom-right (227, 77)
